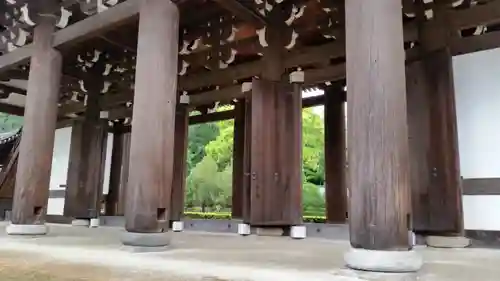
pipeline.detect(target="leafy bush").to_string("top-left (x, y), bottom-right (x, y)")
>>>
top-left (184, 211), bottom-right (327, 223)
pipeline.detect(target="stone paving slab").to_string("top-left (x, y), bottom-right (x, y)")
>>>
top-left (0, 223), bottom-right (499, 280)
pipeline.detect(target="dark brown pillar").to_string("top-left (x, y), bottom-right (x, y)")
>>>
top-left (106, 125), bottom-right (131, 216)
top-left (249, 77), bottom-right (302, 227)
top-left (122, 0), bottom-right (179, 247)
top-left (170, 105), bottom-right (188, 225)
top-left (8, 19), bottom-right (62, 235)
top-left (242, 92), bottom-right (252, 225)
top-left (324, 86), bottom-right (347, 224)
top-left (64, 93), bottom-right (108, 223)
top-left (231, 100), bottom-right (245, 219)
top-left (407, 50), bottom-right (467, 247)
top-left (344, 0), bottom-right (421, 272)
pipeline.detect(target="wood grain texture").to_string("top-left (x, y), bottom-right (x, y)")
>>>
top-left (231, 100), bottom-right (245, 219)
top-left (170, 105), bottom-right (189, 222)
top-left (64, 119), bottom-right (108, 219)
top-left (242, 97), bottom-right (252, 224)
top-left (324, 86), bottom-right (347, 223)
top-left (11, 20), bottom-right (62, 225)
top-left (424, 49), bottom-right (463, 234)
top-left (345, 0), bottom-right (412, 250)
top-left (125, 0), bottom-right (179, 233)
top-left (249, 78), bottom-right (302, 226)
top-left (106, 129), bottom-right (131, 216)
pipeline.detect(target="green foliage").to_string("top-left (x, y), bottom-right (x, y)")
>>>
top-left (184, 211), bottom-right (327, 223)
top-left (0, 113), bottom-right (23, 133)
top-left (205, 120), bottom-right (234, 171)
top-left (187, 123), bottom-right (219, 174)
top-left (302, 109), bottom-right (325, 185)
top-left (185, 155), bottom-right (233, 212)
top-left (302, 182), bottom-right (325, 216)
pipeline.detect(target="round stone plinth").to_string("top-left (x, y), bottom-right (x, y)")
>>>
top-left (121, 231), bottom-right (171, 247)
top-left (426, 236), bottom-right (470, 248)
top-left (6, 223), bottom-right (48, 236)
top-left (71, 219), bottom-right (90, 227)
top-left (344, 248), bottom-right (423, 273)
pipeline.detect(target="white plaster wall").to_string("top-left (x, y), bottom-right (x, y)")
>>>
top-left (47, 127), bottom-right (114, 215)
top-left (453, 48), bottom-right (500, 230)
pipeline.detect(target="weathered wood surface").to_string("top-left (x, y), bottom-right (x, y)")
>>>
top-left (170, 105), bottom-right (189, 222)
top-left (345, 0), bottom-right (412, 250)
top-left (125, 0), bottom-right (179, 233)
top-left (249, 78), bottom-right (302, 226)
top-left (64, 119), bottom-right (108, 219)
top-left (324, 86), bottom-right (347, 224)
top-left (106, 128), bottom-right (131, 216)
top-left (242, 96), bottom-right (252, 224)
top-left (12, 20), bottom-right (62, 225)
top-left (407, 50), bottom-right (463, 235)
top-left (231, 100), bottom-right (245, 219)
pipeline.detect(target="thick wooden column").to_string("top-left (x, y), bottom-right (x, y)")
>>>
top-left (249, 77), bottom-right (302, 227)
top-left (8, 19), bottom-right (62, 234)
top-left (64, 92), bottom-right (108, 222)
top-left (344, 0), bottom-right (421, 272)
top-left (170, 105), bottom-right (188, 223)
top-left (122, 0), bottom-right (179, 246)
top-left (106, 125), bottom-right (131, 216)
top-left (407, 50), bottom-right (466, 246)
top-left (324, 86), bottom-right (347, 224)
top-left (231, 100), bottom-right (245, 219)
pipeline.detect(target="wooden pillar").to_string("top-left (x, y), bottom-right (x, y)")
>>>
top-left (122, 0), bottom-right (179, 247)
top-left (242, 94), bottom-right (252, 225)
top-left (231, 100), bottom-right (245, 219)
top-left (249, 77), bottom-right (302, 227)
top-left (8, 19), bottom-right (62, 234)
top-left (324, 86), bottom-right (347, 224)
top-left (64, 92), bottom-right (108, 222)
top-left (407, 50), bottom-right (467, 247)
top-left (344, 0), bottom-right (421, 272)
top-left (106, 125), bottom-right (131, 216)
top-left (170, 105), bottom-right (188, 223)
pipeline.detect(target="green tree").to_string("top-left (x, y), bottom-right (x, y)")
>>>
top-left (187, 123), bottom-right (219, 174)
top-left (302, 182), bottom-right (325, 216)
top-left (186, 155), bottom-right (223, 212)
top-left (205, 120), bottom-right (234, 171)
top-left (302, 108), bottom-right (325, 185)
top-left (215, 163), bottom-right (232, 210)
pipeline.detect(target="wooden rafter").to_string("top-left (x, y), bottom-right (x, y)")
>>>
top-left (212, 0), bottom-right (267, 26)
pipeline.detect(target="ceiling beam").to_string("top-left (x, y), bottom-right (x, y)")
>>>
top-left (212, 0), bottom-right (267, 26)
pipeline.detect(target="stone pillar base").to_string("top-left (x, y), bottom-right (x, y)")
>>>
top-left (121, 231), bottom-right (171, 247)
top-left (89, 218), bottom-right (100, 228)
top-left (172, 221), bottom-right (183, 232)
top-left (237, 223), bottom-right (250, 236)
top-left (6, 223), bottom-right (48, 236)
top-left (290, 225), bottom-right (306, 239)
top-left (344, 248), bottom-right (422, 273)
top-left (71, 219), bottom-right (90, 227)
top-left (426, 235), bottom-right (470, 248)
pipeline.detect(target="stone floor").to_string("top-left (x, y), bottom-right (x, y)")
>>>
top-left (0, 223), bottom-right (498, 281)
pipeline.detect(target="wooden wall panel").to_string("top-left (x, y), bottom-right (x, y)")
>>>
top-left (249, 78), bottom-right (302, 226)
top-left (231, 100), bottom-right (245, 219)
top-left (170, 106), bottom-right (189, 222)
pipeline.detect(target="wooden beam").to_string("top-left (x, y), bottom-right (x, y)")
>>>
top-left (189, 110), bottom-right (234, 124)
top-left (451, 31), bottom-right (500, 56)
top-left (0, 45), bottom-right (33, 73)
top-left (451, 0), bottom-right (500, 29)
top-left (0, 102), bottom-right (24, 116)
top-left (53, 0), bottom-right (141, 49)
top-left (213, 0), bottom-right (267, 26)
